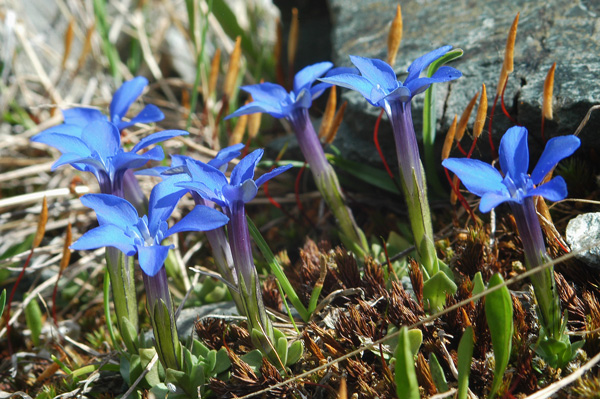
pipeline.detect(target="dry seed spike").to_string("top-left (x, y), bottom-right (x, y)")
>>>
top-left (319, 87), bottom-right (337, 139)
top-left (288, 8), bottom-right (299, 70)
top-left (208, 48), bottom-right (221, 99)
top-left (223, 36), bottom-right (242, 99)
top-left (60, 222), bottom-right (72, 272)
top-left (33, 197), bottom-right (48, 249)
top-left (229, 111), bottom-right (248, 145)
top-left (61, 17), bottom-right (75, 69)
top-left (473, 83), bottom-right (488, 140)
top-left (496, 13), bottom-right (519, 96)
top-left (247, 110), bottom-right (262, 140)
top-left (75, 22), bottom-right (95, 74)
top-left (442, 115), bottom-right (458, 161)
top-left (456, 91), bottom-right (479, 142)
top-left (387, 4), bottom-right (403, 66)
top-left (325, 101), bottom-right (347, 144)
top-left (543, 62), bottom-right (556, 121)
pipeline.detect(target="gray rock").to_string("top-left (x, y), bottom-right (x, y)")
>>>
top-left (326, 0), bottom-right (600, 164)
top-left (566, 213), bottom-right (600, 268)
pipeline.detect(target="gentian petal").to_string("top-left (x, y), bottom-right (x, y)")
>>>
top-left (117, 104), bottom-right (165, 130)
top-left (208, 143), bottom-right (244, 169)
top-left (131, 129), bottom-right (188, 153)
top-left (225, 101), bottom-right (287, 119)
top-left (319, 73), bottom-right (377, 105)
top-left (36, 124), bottom-right (84, 138)
top-left (241, 180), bottom-right (258, 203)
top-left (405, 45), bottom-right (452, 84)
top-left (185, 159), bottom-right (229, 193)
top-left (498, 126), bottom-right (529, 179)
top-left (382, 85), bottom-right (412, 103)
top-left (51, 153), bottom-right (95, 171)
top-left (442, 158), bottom-right (504, 197)
top-left (310, 82), bottom-right (333, 99)
top-left (293, 62), bottom-right (333, 93)
top-left (137, 245), bottom-right (172, 277)
top-left (241, 82), bottom-right (289, 104)
top-left (80, 193), bottom-right (139, 230)
top-left (147, 178), bottom-right (188, 236)
top-left (479, 190), bottom-right (512, 213)
top-left (111, 146), bottom-right (165, 173)
top-left (527, 176), bottom-right (568, 202)
top-left (349, 55), bottom-right (398, 91)
top-left (177, 181), bottom-right (226, 207)
top-left (71, 224), bottom-right (136, 255)
top-left (530, 135), bottom-right (581, 184)
top-left (165, 204), bottom-right (229, 237)
top-left (405, 66), bottom-right (462, 97)
top-left (62, 108), bottom-right (106, 127)
top-left (81, 120), bottom-right (121, 160)
top-left (31, 132), bottom-right (90, 156)
top-left (255, 163), bottom-right (293, 187)
top-left (230, 149), bottom-right (263, 186)
top-left (110, 76), bottom-right (148, 123)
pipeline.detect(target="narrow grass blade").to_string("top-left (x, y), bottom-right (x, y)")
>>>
top-left (394, 326), bottom-right (420, 399)
top-left (457, 326), bottom-right (474, 399)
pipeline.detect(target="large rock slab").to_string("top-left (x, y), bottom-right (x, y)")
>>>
top-left (326, 0), bottom-right (600, 164)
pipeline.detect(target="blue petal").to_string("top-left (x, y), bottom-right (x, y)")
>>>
top-left (310, 82), bottom-right (333, 100)
top-left (71, 224), bottom-right (136, 254)
top-left (117, 104), bottom-right (165, 130)
top-left (131, 129), bottom-right (188, 153)
top-left (530, 135), bottom-right (581, 184)
top-left (81, 120), bottom-right (121, 160)
top-left (442, 158), bottom-right (504, 197)
top-left (36, 124), bottom-right (85, 138)
top-left (62, 108), bottom-right (106, 127)
top-left (293, 62), bottom-right (333, 94)
top-left (230, 149), bottom-right (263, 186)
top-left (255, 163), bottom-right (293, 187)
top-left (208, 144), bottom-right (244, 169)
top-left (51, 153), bottom-right (95, 171)
top-left (137, 245), bottom-right (172, 277)
top-left (241, 82), bottom-right (289, 104)
top-left (110, 76), bottom-right (148, 123)
top-left (225, 101), bottom-right (287, 119)
top-left (527, 176), bottom-right (568, 202)
top-left (31, 132), bottom-right (90, 156)
top-left (165, 204), bottom-right (229, 237)
top-left (349, 55), bottom-right (398, 91)
top-left (479, 191), bottom-right (512, 213)
top-left (222, 183), bottom-right (246, 204)
top-left (110, 147), bottom-right (165, 178)
top-left (319, 73), bottom-right (377, 105)
top-left (185, 158), bottom-right (228, 193)
top-left (147, 178), bottom-right (188, 236)
top-left (405, 66), bottom-right (462, 97)
top-left (177, 180), bottom-right (226, 207)
top-left (135, 166), bottom-right (169, 178)
top-left (381, 85), bottom-right (412, 104)
top-left (405, 46), bottom-right (452, 84)
top-left (80, 193), bottom-right (139, 230)
top-left (499, 126), bottom-right (529, 180)
top-left (294, 89), bottom-right (313, 109)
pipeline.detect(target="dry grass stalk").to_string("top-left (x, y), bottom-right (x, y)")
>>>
top-left (223, 36), bottom-right (242, 99)
top-left (229, 111), bottom-right (248, 145)
top-left (473, 83), bottom-right (487, 139)
top-left (456, 91), bottom-right (479, 142)
top-left (442, 115), bottom-right (458, 161)
top-left (386, 4), bottom-right (403, 66)
top-left (319, 87), bottom-right (337, 139)
top-left (288, 8), bottom-right (299, 69)
top-left (248, 110), bottom-right (262, 139)
top-left (61, 18), bottom-right (75, 70)
top-left (543, 62), bottom-right (556, 120)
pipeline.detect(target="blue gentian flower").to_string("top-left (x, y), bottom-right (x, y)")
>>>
top-left (225, 62), bottom-right (334, 120)
top-left (32, 120), bottom-right (187, 195)
top-left (59, 76), bottom-right (164, 131)
top-left (71, 184), bottom-right (229, 277)
top-left (176, 149), bottom-right (292, 210)
top-left (319, 46), bottom-right (461, 107)
top-left (442, 126), bottom-right (581, 213)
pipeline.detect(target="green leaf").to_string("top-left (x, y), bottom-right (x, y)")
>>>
top-left (327, 154), bottom-right (400, 194)
top-left (121, 316), bottom-right (139, 353)
top-left (485, 273), bottom-right (513, 399)
top-left (192, 338), bottom-right (210, 358)
top-left (286, 340), bottom-right (304, 366)
top-left (457, 326), bottom-right (474, 399)
top-left (214, 347), bottom-right (232, 375)
top-left (241, 349), bottom-right (264, 372)
top-left (276, 336), bottom-right (288, 367)
top-left (205, 349), bottom-right (217, 373)
top-left (24, 293), bottom-right (42, 347)
top-left (247, 216), bottom-right (310, 321)
top-left (152, 299), bottom-right (181, 371)
top-left (120, 354), bottom-right (142, 386)
top-left (472, 272), bottom-right (485, 298)
top-left (407, 329), bottom-right (423, 357)
top-left (0, 289), bottom-right (6, 320)
top-left (0, 233), bottom-right (34, 261)
top-left (140, 348), bottom-right (161, 387)
top-left (394, 327), bottom-right (420, 399)
top-left (428, 353), bottom-right (449, 393)
top-left (422, 270), bottom-right (457, 313)
top-left (212, 0), bottom-right (259, 63)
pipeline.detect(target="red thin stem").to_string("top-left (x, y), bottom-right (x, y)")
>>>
top-left (488, 93), bottom-right (500, 158)
top-left (456, 141), bottom-right (468, 157)
top-left (242, 137), bottom-right (252, 158)
top-left (500, 77), bottom-right (517, 124)
top-left (5, 249), bottom-right (35, 354)
top-left (444, 168), bottom-right (477, 221)
top-left (373, 109), bottom-right (394, 179)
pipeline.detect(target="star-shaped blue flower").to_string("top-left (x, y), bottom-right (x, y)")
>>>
top-left (175, 149), bottom-right (292, 209)
top-left (225, 62), bottom-right (334, 119)
top-left (58, 76), bottom-right (164, 131)
top-left (71, 183), bottom-right (229, 277)
top-left (442, 126), bottom-right (581, 213)
top-left (319, 46), bottom-right (461, 107)
top-left (32, 119), bottom-right (187, 193)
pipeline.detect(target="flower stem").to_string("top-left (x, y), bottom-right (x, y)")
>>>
top-left (385, 101), bottom-right (439, 278)
top-left (288, 109), bottom-right (369, 256)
